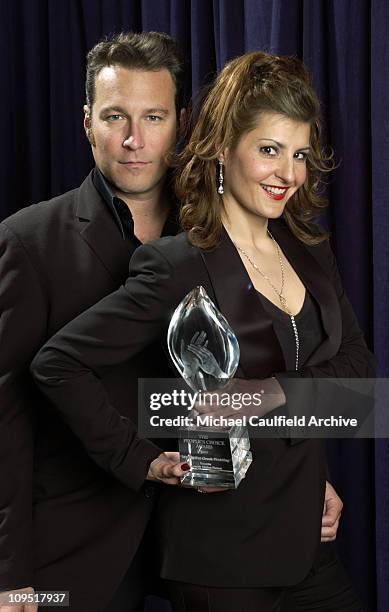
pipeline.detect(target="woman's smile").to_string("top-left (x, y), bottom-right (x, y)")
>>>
top-left (259, 183), bottom-right (290, 201)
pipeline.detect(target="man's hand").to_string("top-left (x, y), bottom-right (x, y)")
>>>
top-left (147, 452), bottom-right (190, 485)
top-left (0, 586), bottom-right (37, 612)
top-left (321, 481), bottom-right (343, 542)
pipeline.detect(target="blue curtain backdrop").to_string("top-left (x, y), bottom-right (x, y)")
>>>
top-left (1, 1), bottom-right (387, 610)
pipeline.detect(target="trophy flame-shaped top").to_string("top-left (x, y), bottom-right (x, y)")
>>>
top-left (167, 286), bottom-right (240, 392)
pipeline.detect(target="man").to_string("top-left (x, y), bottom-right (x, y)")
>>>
top-left (0, 30), bottom-right (342, 612)
top-left (0, 31), bottom-right (187, 612)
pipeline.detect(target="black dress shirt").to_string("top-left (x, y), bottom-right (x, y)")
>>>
top-left (257, 290), bottom-right (326, 370)
top-left (92, 167), bottom-right (179, 244)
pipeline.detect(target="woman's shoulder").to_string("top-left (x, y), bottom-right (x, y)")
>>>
top-left (271, 218), bottom-right (331, 253)
top-left (269, 218), bottom-right (335, 280)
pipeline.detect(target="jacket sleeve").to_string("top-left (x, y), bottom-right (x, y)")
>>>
top-left (300, 239), bottom-right (375, 378)
top-left (0, 222), bottom-right (47, 591)
top-left (31, 243), bottom-right (175, 492)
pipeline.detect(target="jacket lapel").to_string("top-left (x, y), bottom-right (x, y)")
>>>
top-left (200, 229), bottom-right (286, 379)
top-left (269, 220), bottom-right (341, 366)
top-left (74, 172), bottom-right (133, 284)
top-left (201, 221), bottom-right (342, 378)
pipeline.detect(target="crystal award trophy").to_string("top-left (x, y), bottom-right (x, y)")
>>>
top-left (167, 286), bottom-right (252, 488)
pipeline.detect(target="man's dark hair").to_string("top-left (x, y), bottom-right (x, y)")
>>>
top-left (85, 31), bottom-right (184, 116)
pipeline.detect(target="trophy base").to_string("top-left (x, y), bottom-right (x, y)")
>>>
top-left (181, 450), bottom-right (253, 488)
top-left (179, 424), bottom-right (252, 489)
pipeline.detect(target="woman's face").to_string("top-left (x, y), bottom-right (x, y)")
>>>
top-left (221, 112), bottom-right (311, 220)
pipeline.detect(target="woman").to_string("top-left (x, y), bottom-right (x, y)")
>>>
top-left (32, 52), bottom-right (373, 611)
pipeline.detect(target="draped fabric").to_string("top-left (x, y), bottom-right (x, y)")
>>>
top-left (1, 1), bottom-right (387, 610)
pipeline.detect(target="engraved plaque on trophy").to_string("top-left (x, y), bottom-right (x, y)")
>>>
top-left (167, 286), bottom-right (252, 488)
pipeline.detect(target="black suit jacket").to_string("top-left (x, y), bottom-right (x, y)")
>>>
top-left (0, 172), bottom-right (167, 610)
top-left (31, 221), bottom-right (375, 588)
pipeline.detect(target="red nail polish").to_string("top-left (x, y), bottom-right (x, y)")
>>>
top-left (181, 462), bottom-right (190, 471)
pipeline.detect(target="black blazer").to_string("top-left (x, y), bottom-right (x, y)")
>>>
top-left (0, 172), bottom-right (166, 610)
top-left (31, 220), bottom-right (375, 588)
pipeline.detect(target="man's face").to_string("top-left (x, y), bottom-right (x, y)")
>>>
top-left (84, 66), bottom-right (178, 201)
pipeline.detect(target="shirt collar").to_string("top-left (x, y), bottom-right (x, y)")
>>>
top-left (92, 166), bottom-right (179, 241)
top-left (92, 167), bottom-right (136, 241)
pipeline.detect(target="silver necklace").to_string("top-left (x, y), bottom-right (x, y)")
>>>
top-left (233, 231), bottom-right (300, 371)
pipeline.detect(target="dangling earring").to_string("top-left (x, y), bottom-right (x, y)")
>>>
top-left (217, 160), bottom-right (224, 195)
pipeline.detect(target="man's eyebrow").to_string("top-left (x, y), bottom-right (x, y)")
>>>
top-left (99, 106), bottom-right (127, 115)
top-left (99, 106), bottom-right (170, 116)
top-left (144, 107), bottom-right (170, 115)
top-left (258, 138), bottom-right (310, 150)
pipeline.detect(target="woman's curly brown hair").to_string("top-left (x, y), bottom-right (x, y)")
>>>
top-left (176, 51), bottom-right (335, 249)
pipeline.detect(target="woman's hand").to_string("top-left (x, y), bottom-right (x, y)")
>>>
top-left (147, 454), bottom-right (229, 494)
top-left (147, 452), bottom-right (190, 485)
top-left (321, 481), bottom-right (343, 541)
